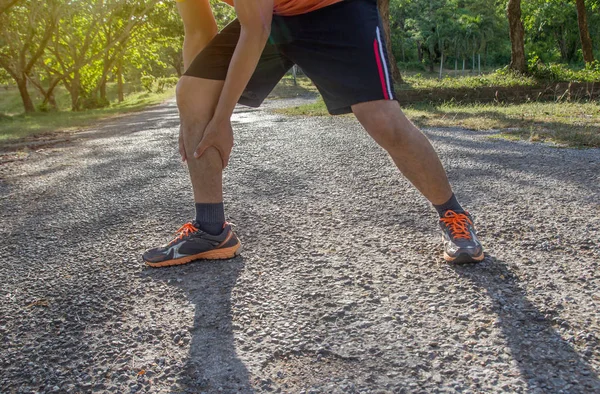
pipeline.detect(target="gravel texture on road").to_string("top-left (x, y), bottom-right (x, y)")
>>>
top-left (1, 98), bottom-right (599, 393)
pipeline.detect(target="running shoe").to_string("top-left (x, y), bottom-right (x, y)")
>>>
top-left (143, 221), bottom-right (241, 267)
top-left (439, 210), bottom-right (484, 263)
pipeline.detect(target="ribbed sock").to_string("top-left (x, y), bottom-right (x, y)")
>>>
top-left (433, 193), bottom-right (465, 217)
top-left (194, 202), bottom-right (225, 235)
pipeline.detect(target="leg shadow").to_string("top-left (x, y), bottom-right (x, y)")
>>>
top-left (143, 256), bottom-right (253, 393)
top-left (451, 257), bottom-right (600, 392)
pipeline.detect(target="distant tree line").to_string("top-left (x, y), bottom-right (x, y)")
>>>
top-left (0, 0), bottom-right (234, 113)
top-left (381, 0), bottom-right (598, 76)
top-left (1, 0), bottom-right (598, 113)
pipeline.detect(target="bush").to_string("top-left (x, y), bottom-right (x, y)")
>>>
top-left (156, 77), bottom-right (179, 93)
top-left (398, 61), bottom-right (426, 72)
top-left (527, 57), bottom-right (600, 82)
top-left (140, 75), bottom-right (155, 93)
top-left (80, 96), bottom-right (110, 110)
top-left (36, 101), bottom-right (58, 112)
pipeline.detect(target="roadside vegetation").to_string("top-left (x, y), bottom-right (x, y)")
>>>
top-left (275, 75), bottom-right (600, 148)
top-left (0, 83), bottom-right (174, 143)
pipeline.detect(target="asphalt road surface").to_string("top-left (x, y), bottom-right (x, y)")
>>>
top-left (1, 98), bottom-right (599, 393)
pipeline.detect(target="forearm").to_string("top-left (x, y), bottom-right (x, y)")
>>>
top-left (213, 27), bottom-right (270, 120)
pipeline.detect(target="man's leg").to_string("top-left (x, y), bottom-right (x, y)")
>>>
top-left (351, 100), bottom-right (452, 205)
top-left (142, 76), bottom-right (241, 267)
top-left (351, 99), bottom-right (484, 263)
top-left (176, 76), bottom-right (225, 204)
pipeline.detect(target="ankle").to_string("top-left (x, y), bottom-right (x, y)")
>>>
top-left (194, 202), bottom-right (225, 235)
top-left (433, 193), bottom-right (465, 217)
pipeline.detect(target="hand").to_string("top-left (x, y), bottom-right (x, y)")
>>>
top-left (194, 116), bottom-right (234, 169)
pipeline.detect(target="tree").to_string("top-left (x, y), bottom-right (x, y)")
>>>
top-left (44, 0), bottom-right (160, 110)
top-left (0, 0), bottom-right (59, 112)
top-left (507, 0), bottom-right (526, 73)
top-left (575, 0), bottom-right (594, 64)
top-left (94, 0), bottom-right (163, 102)
top-left (0, 0), bottom-right (19, 16)
top-left (378, 0), bottom-right (403, 83)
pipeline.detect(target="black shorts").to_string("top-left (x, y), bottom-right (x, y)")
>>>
top-left (184, 0), bottom-right (396, 115)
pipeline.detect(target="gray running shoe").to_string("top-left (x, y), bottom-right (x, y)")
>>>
top-left (439, 210), bottom-right (484, 263)
top-left (143, 221), bottom-right (241, 267)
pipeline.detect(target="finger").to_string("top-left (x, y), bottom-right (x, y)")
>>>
top-left (194, 138), bottom-right (208, 159)
top-left (179, 135), bottom-right (186, 162)
top-left (221, 148), bottom-right (230, 169)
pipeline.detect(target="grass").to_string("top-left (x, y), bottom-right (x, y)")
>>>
top-left (268, 74), bottom-right (320, 98)
top-left (2, 72), bottom-right (599, 147)
top-left (276, 94), bottom-right (600, 148)
top-left (399, 71), bottom-right (539, 90)
top-left (0, 83), bottom-right (174, 143)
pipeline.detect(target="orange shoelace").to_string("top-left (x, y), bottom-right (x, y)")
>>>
top-left (440, 211), bottom-right (473, 240)
top-left (168, 222), bottom-right (198, 245)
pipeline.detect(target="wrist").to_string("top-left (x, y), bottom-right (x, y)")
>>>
top-left (212, 109), bottom-right (233, 123)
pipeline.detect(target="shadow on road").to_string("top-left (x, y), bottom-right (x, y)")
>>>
top-left (144, 256), bottom-right (253, 393)
top-left (451, 257), bottom-right (600, 392)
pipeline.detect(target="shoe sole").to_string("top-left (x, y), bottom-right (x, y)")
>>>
top-left (444, 251), bottom-right (485, 264)
top-left (145, 242), bottom-right (242, 268)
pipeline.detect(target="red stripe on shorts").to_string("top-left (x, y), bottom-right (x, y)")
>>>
top-left (373, 38), bottom-right (390, 100)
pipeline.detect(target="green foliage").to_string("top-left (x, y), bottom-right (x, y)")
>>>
top-left (522, 0), bottom-right (580, 63)
top-left (0, 69), bottom-right (10, 85)
top-left (2, 0), bottom-right (599, 116)
top-left (140, 76), bottom-right (178, 93)
top-left (140, 76), bottom-right (155, 93)
top-left (36, 101), bottom-right (57, 113)
top-left (397, 61), bottom-right (427, 72)
top-left (80, 96), bottom-right (110, 110)
top-left (527, 56), bottom-right (600, 82)
top-left (156, 77), bottom-right (179, 93)
top-left (391, 0), bottom-right (507, 69)
top-left (403, 70), bottom-right (538, 89)
top-left (389, 0), bottom-right (598, 71)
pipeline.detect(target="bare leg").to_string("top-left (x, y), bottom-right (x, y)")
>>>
top-left (176, 76), bottom-right (226, 203)
top-left (352, 100), bottom-right (452, 205)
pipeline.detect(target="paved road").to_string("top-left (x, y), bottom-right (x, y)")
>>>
top-left (1, 98), bottom-right (599, 393)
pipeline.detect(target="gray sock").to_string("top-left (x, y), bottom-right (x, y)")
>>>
top-left (433, 193), bottom-right (465, 217)
top-left (194, 202), bottom-right (225, 235)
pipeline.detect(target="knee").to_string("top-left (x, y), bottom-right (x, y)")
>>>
top-left (176, 78), bottom-right (212, 132)
top-left (360, 108), bottom-right (408, 151)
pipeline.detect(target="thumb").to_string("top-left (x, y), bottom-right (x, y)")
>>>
top-left (179, 135), bottom-right (186, 162)
top-left (194, 137), bottom-right (209, 159)
top-left (221, 148), bottom-right (230, 169)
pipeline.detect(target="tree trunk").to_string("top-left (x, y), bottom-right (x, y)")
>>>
top-left (16, 76), bottom-right (35, 113)
top-left (44, 78), bottom-right (61, 110)
top-left (507, 0), bottom-right (526, 73)
top-left (70, 72), bottom-right (81, 111)
top-left (377, 0), bottom-right (403, 83)
top-left (117, 59), bottom-right (124, 103)
top-left (575, 0), bottom-right (594, 64)
top-left (29, 75), bottom-right (61, 110)
top-left (100, 79), bottom-right (107, 101)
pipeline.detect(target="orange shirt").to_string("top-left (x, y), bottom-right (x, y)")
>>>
top-left (220, 0), bottom-right (342, 16)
